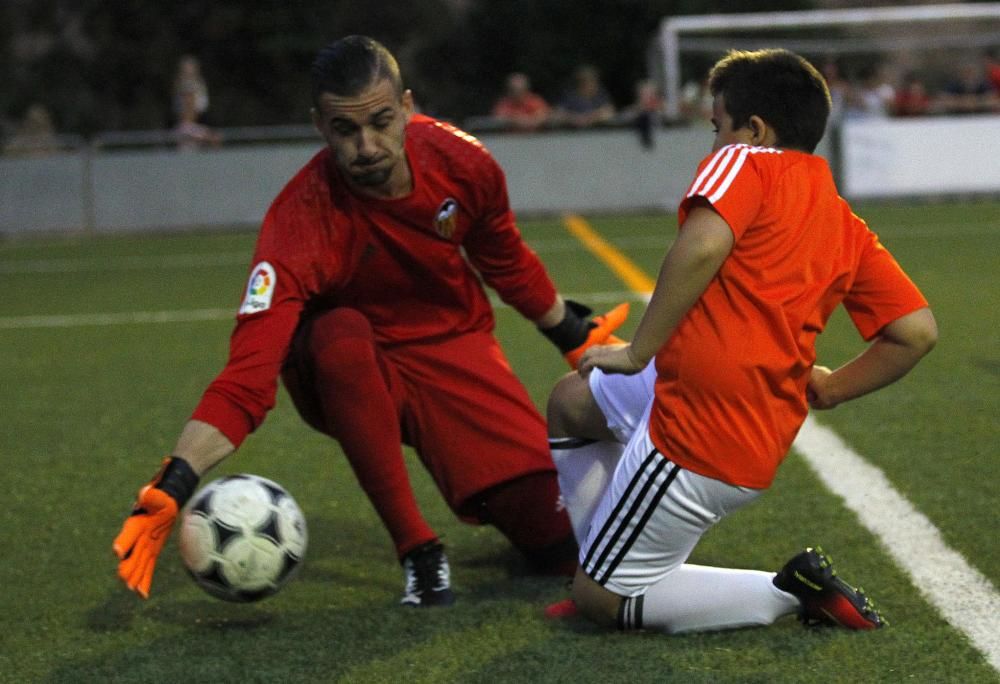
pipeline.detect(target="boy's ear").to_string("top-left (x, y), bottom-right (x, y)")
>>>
top-left (748, 114), bottom-right (778, 147)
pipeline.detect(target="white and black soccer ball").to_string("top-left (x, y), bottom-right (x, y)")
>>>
top-left (178, 474), bottom-right (307, 602)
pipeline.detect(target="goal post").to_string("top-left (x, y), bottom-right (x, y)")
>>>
top-left (658, 3), bottom-right (1000, 120)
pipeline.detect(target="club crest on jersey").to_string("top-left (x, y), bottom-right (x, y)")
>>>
top-left (239, 261), bottom-right (276, 315)
top-left (434, 198), bottom-right (459, 238)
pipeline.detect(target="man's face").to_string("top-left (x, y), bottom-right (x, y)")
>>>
top-left (313, 78), bottom-right (413, 191)
top-left (710, 94), bottom-right (754, 151)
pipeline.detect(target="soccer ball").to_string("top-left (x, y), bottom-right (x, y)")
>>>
top-left (178, 474), bottom-right (307, 602)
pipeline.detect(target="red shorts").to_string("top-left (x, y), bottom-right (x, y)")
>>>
top-left (281, 329), bottom-right (554, 512)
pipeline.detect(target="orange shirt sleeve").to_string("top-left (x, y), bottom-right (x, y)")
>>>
top-left (844, 229), bottom-right (929, 341)
top-left (679, 145), bottom-right (765, 239)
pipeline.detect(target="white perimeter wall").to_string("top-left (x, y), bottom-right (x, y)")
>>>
top-left (1, 116), bottom-right (996, 235)
top-left (841, 115), bottom-right (1000, 198)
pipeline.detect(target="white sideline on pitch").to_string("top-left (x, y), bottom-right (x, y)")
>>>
top-left (794, 415), bottom-right (1000, 673)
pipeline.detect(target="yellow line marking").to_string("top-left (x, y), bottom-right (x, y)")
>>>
top-left (561, 214), bottom-right (655, 295)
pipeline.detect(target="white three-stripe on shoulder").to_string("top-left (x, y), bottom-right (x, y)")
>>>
top-left (707, 146), bottom-right (750, 203)
top-left (687, 145), bottom-right (738, 198)
top-left (686, 144), bottom-right (765, 203)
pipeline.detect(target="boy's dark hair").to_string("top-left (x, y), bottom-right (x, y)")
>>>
top-left (708, 49), bottom-right (831, 153)
top-left (311, 36), bottom-right (403, 105)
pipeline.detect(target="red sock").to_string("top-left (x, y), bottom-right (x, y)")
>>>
top-left (307, 308), bottom-right (437, 558)
top-left (477, 472), bottom-right (578, 576)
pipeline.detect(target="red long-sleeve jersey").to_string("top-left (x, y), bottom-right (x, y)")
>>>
top-left (191, 114), bottom-right (558, 447)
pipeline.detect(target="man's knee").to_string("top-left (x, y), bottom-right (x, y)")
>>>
top-left (306, 307), bottom-right (374, 357)
top-left (283, 308), bottom-right (380, 434)
top-left (469, 472), bottom-right (578, 576)
top-left (301, 308), bottom-right (381, 380)
top-left (547, 372), bottom-right (612, 440)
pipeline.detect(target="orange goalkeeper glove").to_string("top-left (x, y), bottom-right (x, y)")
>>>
top-left (541, 300), bottom-right (631, 370)
top-left (112, 457), bottom-right (199, 599)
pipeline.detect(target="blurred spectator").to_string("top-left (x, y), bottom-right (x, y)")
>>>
top-left (845, 65), bottom-right (894, 119)
top-left (553, 65), bottom-right (615, 128)
top-left (491, 72), bottom-right (550, 132)
top-left (174, 87), bottom-right (221, 151)
top-left (893, 73), bottom-right (932, 117)
top-left (622, 79), bottom-right (664, 149)
top-left (820, 59), bottom-right (849, 125)
top-left (937, 60), bottom-right (998, 114)
top-left (3, 103), bottom-right (59, 157)
top-left (173, 55), bottom-right (210, 121)
top-left (986, 50), bottom-right (1000, 94)
top-left (679, 75), bottom-right (712, 123)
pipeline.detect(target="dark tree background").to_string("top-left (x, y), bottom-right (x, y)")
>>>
top-left (1, 0), bottom-right (812, 136)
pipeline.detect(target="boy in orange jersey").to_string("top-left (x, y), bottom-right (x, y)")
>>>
top-left (545, 49), bottom-right (937, 632)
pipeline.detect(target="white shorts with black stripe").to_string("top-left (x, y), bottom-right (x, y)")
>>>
top-left (582, 372), bottom-right (762, 597)
top-left (588, 362), bottom-right (657, 444)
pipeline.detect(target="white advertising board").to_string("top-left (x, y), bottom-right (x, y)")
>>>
top-left (842, 116), bottom-right (1000, 198)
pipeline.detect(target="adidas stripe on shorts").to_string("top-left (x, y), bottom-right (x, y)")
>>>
top-left (583, 366), bottom-right (762, 596)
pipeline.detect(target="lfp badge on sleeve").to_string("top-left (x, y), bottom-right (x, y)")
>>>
top-left (239, 261), bottom-right (276, 314)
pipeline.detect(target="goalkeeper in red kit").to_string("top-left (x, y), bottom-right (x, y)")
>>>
top-left (112, 35), bottom-right (628, 606)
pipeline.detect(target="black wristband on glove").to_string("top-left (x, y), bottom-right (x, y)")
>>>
top-left (155, 457), bottom-right (200, 507)
top-left (540, 300), bottom-right (596, 354)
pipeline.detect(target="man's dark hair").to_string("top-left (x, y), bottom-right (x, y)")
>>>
top-left (708, 49), bottom-right (831, 153)
top-left (311, 36), bottom-right (403, 104)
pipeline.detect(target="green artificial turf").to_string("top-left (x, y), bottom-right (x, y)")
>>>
top-left (1, 201), bottom-right (997, 683)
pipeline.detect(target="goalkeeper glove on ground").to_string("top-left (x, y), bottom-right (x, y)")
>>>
top-left (541, 300), bottom-right (630, 370)
top-left (112, 456), bottom-right (199, 599)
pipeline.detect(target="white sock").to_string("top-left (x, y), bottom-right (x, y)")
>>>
top-left (549, 438), bottom-right (623, 543)
top-left (620, 564), bottom-right (801, 634)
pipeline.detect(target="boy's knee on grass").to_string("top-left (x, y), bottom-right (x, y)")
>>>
top-left (571, 567), bottom-right (622, 628)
